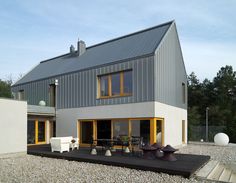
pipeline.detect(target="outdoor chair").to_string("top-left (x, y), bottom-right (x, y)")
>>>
top-left (70, 138), bottom-right (79, 150)
top-left (50, 137), bottom-right (71, 153)
top-left (119, 135), bottom-right (130, 154)
top-left (131, 136), bottom-right (143, 157)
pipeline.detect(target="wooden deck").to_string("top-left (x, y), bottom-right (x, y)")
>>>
top-left (28, 145), bottom-right (210, 178)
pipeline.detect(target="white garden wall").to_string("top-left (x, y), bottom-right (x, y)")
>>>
top-left (0, 98), bottom-right (27, 156)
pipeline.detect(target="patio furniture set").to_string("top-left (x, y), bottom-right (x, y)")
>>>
top-left (89, 136), bottom-right (178, 161)
top-left (49, 136), bottom-right (178, 161)
top-left (50, 136), bottom-right (79, 153)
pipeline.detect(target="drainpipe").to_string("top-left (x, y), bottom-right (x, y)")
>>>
top-left (55, 79), bottom-right (58, 137)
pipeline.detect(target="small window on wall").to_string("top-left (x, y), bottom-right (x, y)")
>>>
top-left (49, 84), bottom-right (56, 107)
top-left (18, 90), bottom-right (25, 100)
top-left (182, 83), bottom-right (186, 104)
top-left (98, 70), bottom-right (132, 98)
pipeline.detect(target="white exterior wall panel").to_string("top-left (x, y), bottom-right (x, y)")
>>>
top-left (154, 23), bottom-right (187, 110)
top-left (0, 99), bottom-right (27, 156)
top-left (154, 102), bottom-right (187, 146)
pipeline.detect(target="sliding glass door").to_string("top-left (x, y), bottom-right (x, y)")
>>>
top-left (27, 121), bottom-right (36, 144)
top-left (27, 120), bottom-right (46, 145)
top-left (80, 121), bottom-right (93, 144)
top-left (38, 121), bottom-right (46, 143)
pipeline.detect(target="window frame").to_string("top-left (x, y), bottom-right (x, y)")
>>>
top-left (98, 70), bottom-right (132, 99)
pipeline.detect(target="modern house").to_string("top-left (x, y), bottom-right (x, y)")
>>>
top-left (11, 20), bottom-right (187, 147)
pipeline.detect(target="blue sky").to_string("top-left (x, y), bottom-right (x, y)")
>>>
top-left (0, 0), bottom-right (235, 82)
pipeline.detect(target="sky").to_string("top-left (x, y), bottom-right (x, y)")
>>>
top-left (0, 0), bottom-right (235, 82)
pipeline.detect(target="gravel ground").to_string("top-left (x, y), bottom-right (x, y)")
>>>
top-left (0, 143), bottom-right (235, 183)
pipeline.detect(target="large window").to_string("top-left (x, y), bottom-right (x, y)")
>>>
top-left (98, 70), bottom-right (132, 98)
top-left (113, 119), bottom-right (129, 138)
top-left (100, 75), bottom-right (109, 97)
top-left (27, 120), bottom-right (46, 144)
top-left (111, 73), bottom-right (120, 96)
top-left (131, 120), bottom-right (150, 145)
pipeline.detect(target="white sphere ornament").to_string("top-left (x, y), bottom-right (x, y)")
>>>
top-left (39, 100), bottom-right (46, 106)
top-left (214, 133), bottom-right (229, 146)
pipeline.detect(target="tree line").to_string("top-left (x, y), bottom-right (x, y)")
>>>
top-left (188, 65), bottom-right (236, 142)
top-left (1, 66), bottom-right (236, 142)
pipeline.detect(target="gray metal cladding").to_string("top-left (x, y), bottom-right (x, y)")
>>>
top-left (154, 23), bottom-right (187, 109)
top-left (11, 21), bottom-right (187, 110)
top-left (12, 56), bottom-right (155, 109)
top-left (14, 22), bottom-right (172, 86)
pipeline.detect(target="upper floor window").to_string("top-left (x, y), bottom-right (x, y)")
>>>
top-left (182, 83), bottom-right (186, 104)
top-left (100, 75), bottom-right (109, 97)
top-left (18, 90), bottom-right (25, 100)
top-left (123, 70), bottom-right (132, 94)
top-left (98, 70), bottom-right (132, 98)
top-left (49, 84), bottom-right (56, 107)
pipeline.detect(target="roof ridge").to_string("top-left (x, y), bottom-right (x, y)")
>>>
top-left (40, 53), bottom-right (70, 63)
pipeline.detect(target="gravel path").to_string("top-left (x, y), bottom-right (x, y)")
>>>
top-left (178, 143), bottom-right (236, 163)
top-left (0, 143), bottom-right (235, 183)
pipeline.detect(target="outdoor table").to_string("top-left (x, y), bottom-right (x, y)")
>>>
top-left (151, 143), bottom-right (164, 158)
top-left (161, 145), bottom-right (178, 161)
top-left (91, 139), bottom-right (118, 151)
top-left (141, 145), bottom-right (157, 159)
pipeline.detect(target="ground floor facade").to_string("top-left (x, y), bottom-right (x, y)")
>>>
top-left (26, 101), bottom-right (187, 147)
top-left (55, 101), bottom-right (187, 147)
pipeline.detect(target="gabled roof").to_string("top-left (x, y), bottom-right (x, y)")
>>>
top-left (13, 21), bottom-right (173, 86)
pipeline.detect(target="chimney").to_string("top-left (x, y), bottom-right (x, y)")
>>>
top-left (70, 45), bottom-right (75, 54)
top-left (77, 39), bottom-right (86, 56)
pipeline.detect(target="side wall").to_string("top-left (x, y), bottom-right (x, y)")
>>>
top-left (155, 101), bottom-right (187, 147)
top-left (0, 99), bottom-right (27, 155)
top-left (12, 56), bottom-right (155, 109)
top-left (154, 22), bottom-right (187, 110)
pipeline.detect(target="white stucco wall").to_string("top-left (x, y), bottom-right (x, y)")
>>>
top-left (155, 102), bottom-right (187, 147)
top-left (0, 98), bottom-right (27, 155)
top-left (56, 102), bottom-right (155, 137)
top-left (56, 101), bottom-right (187, 147)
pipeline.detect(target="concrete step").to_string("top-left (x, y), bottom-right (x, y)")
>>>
top-left (230, 173), bottom-right (236, 183)
top-left (207, 164), bottom-right (225, 180)
top-left (195, 160), bottom-right (219, 178)
top-left (219, 168), bottom-right (231, 182)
